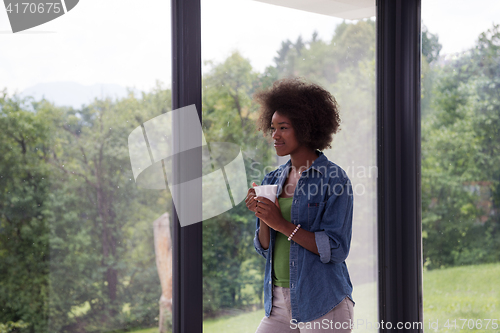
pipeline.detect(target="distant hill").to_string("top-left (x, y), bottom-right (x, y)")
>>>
top-left (21, 82), bottom-right (140, 109)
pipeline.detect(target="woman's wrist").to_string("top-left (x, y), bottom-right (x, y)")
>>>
top-left (258, 221), bottom-right (270, 250)
top-left (276, 219), bottom-right (295, 236)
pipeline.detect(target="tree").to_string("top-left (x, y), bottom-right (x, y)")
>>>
top-left (0, 92), bottom-right (55, 333)
top-left (201, 51), bottom-right (274, 315)
top-left (421, 24), bottom-right (443, 117)
top-left (421, 24), bottom-right (500, 269)
top-left (47, 85), bottom-right (172, 332)
top-left (422, 25), bottom-right (442, 64)
top-left (1, 83), bottom-right (175, 332)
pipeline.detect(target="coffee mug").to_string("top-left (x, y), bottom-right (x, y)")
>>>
top-left (254, 185), bottom-right (278, 202)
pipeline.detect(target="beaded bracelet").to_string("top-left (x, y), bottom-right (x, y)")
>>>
top-left (288, 224), bottom-right (301, 241)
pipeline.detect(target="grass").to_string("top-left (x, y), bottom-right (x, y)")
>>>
top-left (125, 262), bottom-right (500, 333)
top-left (423, 262), bottom-right (500, 333)
top-left (125, 310), bottom-right (264, 333)
top-left (203, 309), bottom-right (265, 333)
top-left (126, 328), bottom-right (158, 333)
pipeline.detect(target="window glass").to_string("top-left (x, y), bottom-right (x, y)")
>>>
top-left (0, 2), bottom-right (173, 332)
top-left (422, 1), bottom-right (500, 331)
top-left (201, 1), bottom-right (377, 331)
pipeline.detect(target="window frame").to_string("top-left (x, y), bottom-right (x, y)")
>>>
top-left (170, 0), bottom-right (423, 332)
top-left (171, 0), bottom-right (203, 332)
top-left (376, 1), bottom-right (423, 332)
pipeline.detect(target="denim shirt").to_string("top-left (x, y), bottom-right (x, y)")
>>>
top-left (253, 151), bottom-right (354, 323)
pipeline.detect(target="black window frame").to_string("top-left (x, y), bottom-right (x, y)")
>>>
top-left (170, 0), bottom-right (423, 332)
top-left (376, 1), bottom-right (423, 332)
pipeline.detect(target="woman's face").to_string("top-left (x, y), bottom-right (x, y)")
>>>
top-left (271, 111), bottom-right (301, 156)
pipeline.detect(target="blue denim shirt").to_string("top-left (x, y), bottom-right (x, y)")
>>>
top-left (253, 151), bottom-right (354, 323)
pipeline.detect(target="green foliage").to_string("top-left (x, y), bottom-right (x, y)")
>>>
top-left (0, 320), bottom-right (29, 333)
top-left (1, 84), bottom-right (172, 332)
top-left (422, 25), bottom-right (442, 64)
top-left (46, 85), bottom-right (172, 332)
top-left (201, 51), bottom-right (274, 316)
top-left (422, 24), bottom-right (500, 269)
top-left (421, 26), bottom-right (442, 117)
top-left (0, 92), bottom-right (54, 333)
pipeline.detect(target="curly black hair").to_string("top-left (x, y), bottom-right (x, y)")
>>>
top-left (253, 77), bottom-right (341, 151)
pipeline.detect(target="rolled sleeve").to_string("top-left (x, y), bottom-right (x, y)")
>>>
top-left (314, 178), bottom-right (354, 264)
top-left (314, 231), bottom-right (332, 263)
top-left (253, 221), bottom-right (269, 259)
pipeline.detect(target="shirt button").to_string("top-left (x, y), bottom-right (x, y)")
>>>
top-left (294, 200), bottom-right (297, 204)
top-left (269, 281), bottom-right (272, 284)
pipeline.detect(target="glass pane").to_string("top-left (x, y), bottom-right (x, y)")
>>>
top-left (422, 1), bottom-right (500, 332)
top-left (201, 1), bottom-right (377, 332)
top-left (0, 3), bottom-right (173, 332)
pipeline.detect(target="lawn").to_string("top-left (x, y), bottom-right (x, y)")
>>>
top-left (126, 310), bottom-right (264, 333)
top-left (127, 262), bottom-right (500, 333)
top-left (422, 262), bottom-right (500, 333)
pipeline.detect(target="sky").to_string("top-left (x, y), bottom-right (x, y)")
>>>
top-left (1, 0), bottom-right (499, 94)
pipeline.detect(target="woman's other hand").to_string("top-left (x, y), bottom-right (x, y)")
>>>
top-left (245, 182), bottom-right (258, 212)
top-left (255, 196), bottom-right (286, 232)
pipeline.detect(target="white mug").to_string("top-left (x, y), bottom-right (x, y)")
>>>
top-left (254, 185), bottom-right (278, 202)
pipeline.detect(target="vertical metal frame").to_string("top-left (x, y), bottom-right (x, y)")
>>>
top-left (377, 0), bottom-right (423, 332)
top-left (171, 0), bottom-right (203, 332)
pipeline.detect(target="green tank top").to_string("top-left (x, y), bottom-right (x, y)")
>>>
top-left (272, 196), bottom-right (293, 287)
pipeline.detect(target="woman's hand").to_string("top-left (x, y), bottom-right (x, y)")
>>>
top-left (255, 197), bottom-right (287, 233)
top-left (247, 182), bottom-right (274, 249)
top-left (257, 196), bottom-right (319, 255)
top-left (245, 182), bottom-right (258, 213)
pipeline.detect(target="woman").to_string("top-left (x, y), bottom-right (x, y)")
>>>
top-left (245, 78), bottom-right (354, 332)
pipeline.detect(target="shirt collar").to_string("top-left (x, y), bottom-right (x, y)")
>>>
top-left (282, 150), bottom-right (328, 176)
top-left (276, 151), bottom-right (328, 198)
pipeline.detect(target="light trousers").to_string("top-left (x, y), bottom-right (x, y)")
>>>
top-left (255, 285), bottom-right (354, 333)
